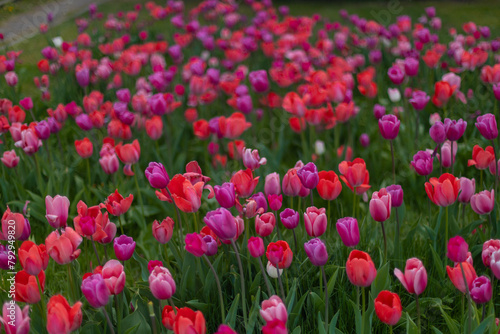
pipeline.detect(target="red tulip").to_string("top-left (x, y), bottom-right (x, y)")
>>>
top-left (74, 138), bottom-right (93, 159)
top-left (46, 295), bottom-right (83, 334)
top-left (316, 171), bottom-right (342, 201)
top-left (115, 139), bottom-right (140, 164)
top-left (374, 290), bottom-right (402, 326)
top-left (18, 241), bottom-right (49, 276)
top-left (1, 206), bottom-right (29, 240)
top-left (425, 173), bottom-right (460, 207)
top-left (173, 307), bottom-right (206, 334)
top-left (468, 145), bottom-right (495, 170)
top-left (162, 305), bottom-right (178, 330)
top-left (338, 158), bottom-right (371, 194)
top-left (14, 270), bottom-right (45, 304)
top-left (266, 240), bottom-right (293, 269)
top-left (255, 212), bottom-right (276, 237)
top-left (346, 250), bottom-right (377, 287)
top-left (103, 190), bottom-right (134, 216)
top-left (230, 168), bottom-right (259, 198)
top-left (152, 217), bottom-right (175, 244)
top-left (45, 227), bottom-right (82, 265)
top-left (432, 81), bottom-right (454, 108)
top-left (167, 174), bottom-right (203, 213)
top-left (446, 262), bottom-right (477, 293)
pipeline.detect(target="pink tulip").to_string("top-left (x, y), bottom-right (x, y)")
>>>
top-left (394, 258), bottom-right (427, 295)
top-left (470, 190), bottom-right (495, 215)
top-left (255, 212), bottom-right (276, 237)
top-left (304, 206), bottom-right (327, 237)
top-left (264, 173), bottom-right (281, 196)
top-left (1, 150), bottom-right (20, 168)
top-left (458, 178), bottom-right (475, 203)
top-left (482, 239), bottom-right (500, 267)
top-left (260, 295), bottom-right (287, 324)
top-left (0, 302), bottom-right (30, 334)
top-left (81, 274), bottom-right (110, 308)
top-left (242, 148), bottom-right (267, 170)
top-left (369, 188), bottom-right (392, 222)
top-left (45, 195), bottom-right (70, 229)
top-left (152, 217), bottom-right (174, 244)
top-left (149, 266), bottom-right (176, 300)
top-left (102, 260), bottom-right (126, 295)
top-left (447, 236), bottom-right (468, 263)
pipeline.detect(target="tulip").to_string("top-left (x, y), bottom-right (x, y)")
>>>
top-left (149, 265), bottom-right (176, 301)
top-left (1, 150), bottom-right (20, 168)
top-left (262, 320), bottom-right (287, 334)
top-left (470, 276), bottom-right (492, 304)
top-left (81, 274), bottom-right (109, 308)
top-left (346, 250), bottom-right (377, 287)
top-left (338, 158), bottom-right (371, 194)
top-left (214, 182), bottom-right (236, 208)
top-left (115, 139), bottom-right (140, 164)
top-left (113, 235), bottom-right (136, 261)
top-left (185, 233), bottom-right (207, 257)
top-left (386, 184), bottom-right (403, 207)
top-left (152, 217), bottom-right (174, 244)
top-left (215, 324), bottom-right (237, 334)
top-left (104, 190), bottom-right (133, 216)
top-left (297, 162), bottom-right (319, 189)
top-left (387, 65), bottom-right (405, 85)
top-left (360, 134), bottom-right (370, 147)
top-left (374, 291), bottom-right (402, 326)
top-left (446, 262), bottom-right (476, 294)
top-left (304, 238), bottom-right (328, 266)
top-left (336, 217), bottom-right (360, 248)
top-left (432, 81), bottom-right (453, 107)
top-left (458, 178), bottom-right (475, 203)
top-left (369, 188), bottom-right (392, 222)
top-left (425, 173), bottom-right (460, 207)
top-left (14, 270), bottom-right (45, 304)
top-left (255, 212), bottom-right (276, 238)
top-left (404, 57), bottom-right (419, 77)
top-left (203, 208), bottom-right (237, 240)
top-left (482, 239), bottom-right (500, 267)
top-left (266, 261), bottom-right (283, 279)
top-left (447, 236), bottom-right (469, 263)
top-left (102, 260), bottom-right (126, 295)
top-left (0, 302), bottom-right (30, 334)
top-left (249, 70), bottom-right (269, 93)
top-left (394, 258), bottom-right (427, 295)
top-left (75, 67), bottom-right (89, 87)
top-left (45, 227), bottom-right (82, 265)
top-left (250, 192), bottom-right (268, 213)
top-left (410, 151), bottom-right (433, 176)
top-left (304, 206), bottom-right (327, 237)
top-left (264, 173), bottom-right (281, 196)
top-left (248, 237), bottom-right (265, 258)
top-left (317, 171), bottom-right (342, 201)
top-left (268, 194), bottom-right (283, 212)
top-left (15, 128), bottom-right (41, 155)
top-left (282, 168), bottom-right (302, 197)
top-left (429, 121), bottom-right (446, 144)
top-left (373, 104), bottom-right (386, 119)
top-left (489, 250), bottom-right (500, 279)
top-left (476, 113), bottom-right (498, 140)
top-left (167, 174), bottom-right (203, 213)
top-left (242, 148), bottom-right (267, 170)
top-left (46, 295), bottom-right (82, 334)
top-left (0, 244), bottom-right (14, 270)
top-left (145, 162), bottom-right (170, 188)
top-left (409, 90), bottom-right (430, 111)
top-left (470, 190), bottom-right (495, 215)
top-left (173, 307), bottom-right (206, 334)
top-left (280, 208), bottom-right (299, 230)
top-left (444, 118), bottom-right (467, 141)
top-left (45, 195), bottom-right (70, 229)
top-left (260, 295), bottom-right (287, 323)
top-left (468, 145), bottom-right (495, 170)
top-left (5, 72), bottom-right (18, 86)
top-left (18, 241), bottom-right (48, 276)
top-left (388, 88), bottom-right (401, 102)
top-left (230, 168), bottom-right (259, 198)
top-left (266, 241), bottom-right (293, 269)
top-left (378, 114), bottom-right (400, 140)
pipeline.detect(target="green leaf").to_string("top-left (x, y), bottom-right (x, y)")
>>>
top-left (121, 310), bottom-right (151, 334)
top-left (329, 310), bottom-right (340, 334)
top-left (349, 300), bottom-right (362, 334)
top-left (438, 305), bottom-right (459, 334)
top-left (247, 288), bottom-right (261, 334)
top-left (318, 311), bottom-right (327, 334)
top-left (226, 293), bottom-right (240, 329)
top-left (473, 314), bottom-right (495, 334)
top-left (404, 312), bottom-right (419, 334)
top-left (290, 289), bottom-right (309, 328)
top-left (291, 327), bottom-right (301, 334)
top-left (327, 268), bottom-right (339, 299)
top-left (371, 262), bottom-right (390, 298)
top-left (286, 278), bottom-right (298, 314)
top-left (429, 243), bottom-right (446, 279)
top-left (132, 251), bottom-right (150, 282)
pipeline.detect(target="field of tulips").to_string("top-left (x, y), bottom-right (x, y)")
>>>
top-left (3, 0), bottom-right (500, 333)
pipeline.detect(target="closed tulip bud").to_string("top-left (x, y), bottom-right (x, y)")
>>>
top-left (470, 276), bottom-right (492, 304)
top-left (297, 162), bottom-right (319, 189)
top-left (45, 195), bottom-right (70, 229)
top-left (471, 190), bottom-right (495, 215)
top-left (1, 150), bottom-right (20, 168)
top-left (152, 217), bottom-right (174, 244)
top-left (79, 216), bottom-right (96, 236)
top-left (260, 295), bottom-right (288, 323)
top-left (387, 65), bottom-right (405, 85)
top-left (360, 133), bottom-right (370, 147)
top-left (75, 114), bottom-right (93, 131)
top-left (404, 57), bottom-right (419, 76)
top-left (214, 182), bottom-right (236, 208)
top-left (102, 260), bottom-right (126, 295)
top-left (248, 236), bottom-right (265, 258)
top-left (266, 240), bottom-right (293, 269)
top-left (74, 138), bottom-right (93, 159)
top-left (266, 261), bottom-right (283, 278)
top-left (268, 194), bottom-right (283, 211)
top-left (369, 188), bottom-right (392, 222)
top-left (249, 70), bottom-right (269, 93)
top-left (184, 233), bottom-right (207, 257)
top-left (280, 208), bottom-right (299, 229)
top-left (145, 162), bottom-right (170, 189)
top-left (388, 88), bottom-right (401, 102)
top-left (203, 208), bottom-right (237, 240)
top-left (1, 302), bottom-right (30, 334)
top-left (446, 262), bottom-right (476, 293)
top-left (378, 114), bottom-right (400, 140)
top-left (113, 235), bottom-right (136, 261)
top-left (475, 113), bottom-right (498, 140)
top-left (255, 212), bottom-right (276, 237)
top-left (374, 291), bottom-right (402, 326)
top-left (5, 72), bottom-right (18, 86)
top-left (444, 118), bottom-right (467, 141)
top-left (81, 274), bottom-right (110, 308)
top-left (346, 250), bottom-right (377, 287)
top-left (447, 236), bottom-right (469, 263)
top-left (231, 168), bottom-right (259, 198)
top-left (386, 184), bottom-right (403, 207)
top-left (482, 239), bottom-right (500, 267)
top-left (282, 168), bottom-right (302, 197)
top-left (410, 151), bottom-right (433, 176)
top-left (494, 83), bottom-right (500, 100)
top-left (394, 258), bottom-right (427, 295)
top-left (18, 241), bottom-right (48, 276)
top-left (203, 235), bottom-right (218, 256)
top-left (409, 90), bottom-right (430, 110)
top-left (304, 206), bottom-right (327, 237)
top-left (373, 104), bottom-right (386, 120)
top-left (458, 178), bottom-right (475, 203)
top-left (304, 238), bottom-right (328, 266)
top-left (336, 217), bottom-right (360, 247)
top-left (148, 260), bottom-right (163, 274)
top-left (429, 121), bottom-right (446, 144)
top-left (317, 171), bottom-right (342, 201)
top-left (264, 173), bottom-right (281, 196)
top-left (149, 266), bottom-right (176, 300)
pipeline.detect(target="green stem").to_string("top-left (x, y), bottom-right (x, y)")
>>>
top-left (166, 188), bottom-right (184, 237)
top-left (36, 275), bottom-right (46, 327)
top-left (133, 166), bottom-right (145, 228)
top-left (119, 215), bottom-right (125, 235)
top-left (381, 222), bottom-right (387, 263)
top-left (445, 206), bottom-right (449, 250)
top-left (390, 140), bottom-right (396, 184)
top-left (395, 208), bottom-right (400, 261)
top-left (459, 262), bottom-right (472, 334)
top-left (148, 302), bottom-right (157, 334)
top-left (275, 211), bottom-right (282, 240)
top-left (203, 255), bottom-right (225, 323)
top-left (361, 287), bottom-right (365, 333)
top-left (416, 294), bottom-right (421, 334)
top-left (321, 266), bottom-right (328, 333)
top-left (258, 257), bottom-right (272, 296)
top-left (276, 262), bottom-right (286, 302)
top-left (102, 307), bottom-right (115, 334)
top-left (115, 294), bottom-right (122, 333)
top-left (192, 212), bottom-right (198, 233)
top-left (352, 187), bottom-right (357, 218)
top-left (67, 264), bottom-right (75, 302)
top-left (492, 140), bottom-right (498, 202)
top-left (91, 236), bottom-right (102, 266)
top-left (231, 239), bottom-right (248, 326)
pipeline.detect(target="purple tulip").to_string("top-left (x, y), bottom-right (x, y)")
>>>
top-left (410, 151), bottom-right (433, 176)
top-left (248, 236), bottom-right (265, 258)
top-left (444, 118), bottom-right (467, 141)
top-left (458, 177), bottom-right (476, 203)
top-left (378, 114), bottom-right (400, 140)
top-left (404, 57), bottom-right (419, 77)
top-left (409, 91), bottom-right (430, 110)
top-left (360, 133), bottom-right (370, 147)
top-left (116, 88), bottom-right (131, 103)
top-left (304, 238), bottom-right (328, 266)
top-left (81, 274), bottom-right (110, 308)
top-left (203, 208), bottom-right (237, 240)
top-left (336, 217), bottom-right (359, 247)
top-left (35, 120), bottom-right (51, 140)
top-left (236, 95), bottom-right (253, 114)
top-left (249, 70), bottom-right (269, 93)
top-left (470, 276), bottom-right (492, 304)
top-left (214, 182), bottom-right (236, 208)
top-left (145, 162), bottom-right (170, 189)
top-left (297, 162), bottom-right (319, 189)
top-left (429, 121), bottom-right (446, 144)
top-left (113, 235), bottom-right (136, 261)
top-left (475, 113), bottom-right (498, 140)
top-left (425, 6), bottom-right (436, 17)
top-left (0, 244), bottom-right (14, 270)
top-left (19, 97), bottom-right (33, 110)
top-left (76, 67), bottom-right (90, 87)
top-left (280, 208), bottom-right (299, 229)
top-left (386, 184), bottom-right (404, 207)
top-left (149, 93), bottom-right (167, 115)
top-left (493, 83), bottom-right (500, 100)
top-left (387, 65), bottom-right (405, 85)
top-left (203, 235), bottom-right (218, 256)
top-left (373, 104), bottom-right (386, 119)
top-left (75, 114), bottom-right (93, 131)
